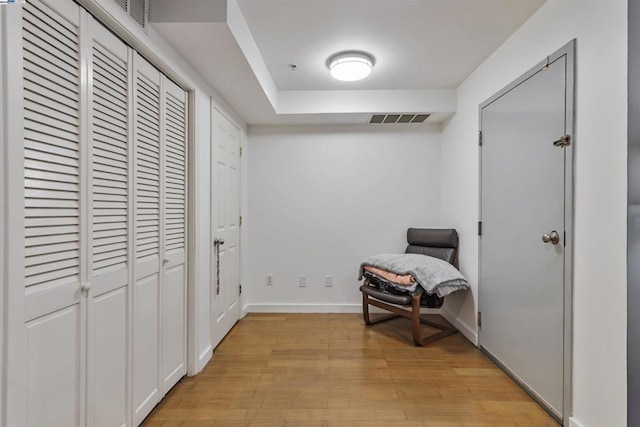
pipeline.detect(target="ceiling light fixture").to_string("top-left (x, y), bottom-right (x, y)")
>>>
top-left (328, 52), bottom-right (374, 82)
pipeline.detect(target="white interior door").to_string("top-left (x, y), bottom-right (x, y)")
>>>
top-left (160, 79), bottom-right (187, 395)
top-left (210, 108), bottom-right (241, 349)
top-left (132, 53), bottom-right (162, 425)
top-left (22, 1), bottom-right (84, 426)
top-left (479, 52), bottom-right (572, 421)
top-left (86, 18), bottom-right (131, 427)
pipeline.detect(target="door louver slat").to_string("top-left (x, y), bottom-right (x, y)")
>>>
top-left (136, 74), bottom-right (161, 260)
top-left (164, 93), bottom-right (186, 253)
top-left (23, 0), bottom-right (81, 290)
top-left (92, 42), bottom-right (129, 276)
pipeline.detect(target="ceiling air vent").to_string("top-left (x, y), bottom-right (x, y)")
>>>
top-left (112, 0), bottom-right (147, 29)
top-left (114, 0), bottom-right (127, 11)
top-left (369, 113), bottom-right (430, 124)
top-left (129, 0), bottom-right (147, 28)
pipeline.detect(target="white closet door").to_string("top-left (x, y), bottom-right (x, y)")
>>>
top-left (87, 18), bottom-right (131, 427)
top-left (161, 78), bottom-right (187, 394)
top-left (22, 1), bottom-right (84, 426)
top-left (211, 109), bottom-right (241, 349)
top-left (132, 53), bottom-right (162, 425)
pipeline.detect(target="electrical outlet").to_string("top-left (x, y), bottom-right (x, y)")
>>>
top-left (325, 275), bottom-right (333, 287)
top-left (299, 275), bottom-right (307, 287)
top-left (266, 275), bottom-right (273, 286)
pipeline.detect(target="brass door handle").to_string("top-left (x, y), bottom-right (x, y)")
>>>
top-left (542, 231), bottom-right (560, 245)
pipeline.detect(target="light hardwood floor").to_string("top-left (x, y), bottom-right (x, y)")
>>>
top-left (142, 313), bottom-right (558, 427)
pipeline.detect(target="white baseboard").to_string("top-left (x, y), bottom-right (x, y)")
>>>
top-left (193, 345), bottom-right (212, 375)
top-left (441, 307), bottom-right (477, 345)
top-left (569, 417), bottom-right (584, 427)
top-left (244, 303), bottom-right (362, 313)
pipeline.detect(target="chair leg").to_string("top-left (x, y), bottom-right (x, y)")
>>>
top-left (362, 291), bottom-right (372, 325)
top-left (412, 293), bottom-right (422, 346)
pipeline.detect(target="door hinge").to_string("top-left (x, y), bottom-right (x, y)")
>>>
top-left (239, 284), bottom-right (242, 295)
top-left (478, 221), bottom-right (482, 236)
top-left (239, 146), bottom-right (243, 157)
top-left (553, 134), bottom-right (571, 148)
top-left (479, 131), bottom-right (483, 146)
top-left (239, 215), bottom-right (243, 226)
top-left (477, 311), bottom-right (482, 327)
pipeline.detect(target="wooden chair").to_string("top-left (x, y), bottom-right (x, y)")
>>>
top-left (359, 228), bottom-right (459, 346)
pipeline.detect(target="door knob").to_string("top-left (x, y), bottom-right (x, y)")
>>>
top-left (542, 230), bottom-right (560, 245)
top-left (81, 282), bottom-right (92, 292)
top-left (163, 257), bottom-right (169, 265)
top-left (213, 238), bottom-right (225, 246)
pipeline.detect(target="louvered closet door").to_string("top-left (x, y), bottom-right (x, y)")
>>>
top-left (132, 53), bottom-right (162, 425)
top-left (161, 79), bottom-right (187, 395)
top-left (22, 1), bottom-right (84, 426)
top-left (87, 18), bottom-right (131, 427)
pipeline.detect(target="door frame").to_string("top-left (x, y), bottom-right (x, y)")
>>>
top-left (478, 39), bottom-right (575, 425)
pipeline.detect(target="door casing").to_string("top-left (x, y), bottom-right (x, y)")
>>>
top-left (478, 39), bottom-right (575, 425)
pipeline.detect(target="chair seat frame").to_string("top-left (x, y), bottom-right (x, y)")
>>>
top-left (361, 278), bottom-right (457, 346)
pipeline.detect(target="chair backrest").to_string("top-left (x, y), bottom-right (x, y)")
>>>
top-left (405, 228), bottom-right (459, 268)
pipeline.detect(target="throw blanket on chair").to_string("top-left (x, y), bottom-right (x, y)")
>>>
top-left (358, 253), bottom-right (469, 298)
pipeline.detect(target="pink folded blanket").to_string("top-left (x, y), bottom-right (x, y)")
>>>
top-left (363, 265), bottom-right (416, 286)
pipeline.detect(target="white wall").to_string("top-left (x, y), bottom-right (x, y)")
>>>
top-left (244, 125), bottom-right (442, 312)
top-left (440, 1), bottom-right (627, 426)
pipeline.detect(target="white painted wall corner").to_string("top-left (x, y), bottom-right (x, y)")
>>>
top-left (441, 307), bottom-right (477, 346)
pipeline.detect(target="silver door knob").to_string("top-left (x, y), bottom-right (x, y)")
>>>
top-left (163, 257), bottom-right (169, 265)
top-left (81, 282), bottom-right (92, 292)
top-left (542, 231), bottom-right (560, 245)
top-left (213, 238), bottom-right (225, 246)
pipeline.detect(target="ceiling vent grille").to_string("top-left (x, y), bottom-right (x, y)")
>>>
top-left (114, 0), bottom-right (127, 11)
top-left (369, 113), bottom-right (430, 124)
top-left (112, 0), bottom-right (147, 29)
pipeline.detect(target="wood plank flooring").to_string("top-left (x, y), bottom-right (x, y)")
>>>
top-left (142, 313), bottom-right (558, 427)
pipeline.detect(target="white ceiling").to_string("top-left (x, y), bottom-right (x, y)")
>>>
top-left (150, 0), bottom-right (546, 126)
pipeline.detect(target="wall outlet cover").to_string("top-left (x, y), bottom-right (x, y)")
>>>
top-left (299, 275), bottom-right (307, 287)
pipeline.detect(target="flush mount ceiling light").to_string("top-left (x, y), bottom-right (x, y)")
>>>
top-left (328, 52), bottom-right (374, 82)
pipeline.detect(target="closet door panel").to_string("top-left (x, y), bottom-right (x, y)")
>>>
top-left (161, 79), bottom-right (187, 394)
top-left (133, 53), bottom-right (162, 425)
top-left (87, 18), bottom-right (130, 427)
top-left (92, 288), bottom-right (127, 427)
top-left (22, 1), bottom-right (83, 426)
top-left (133, 275), bottom-right (160, 423)
top-left (26, 307), bottom-right (80, 427)
top-left (161, 264), bottom-right (185, 389)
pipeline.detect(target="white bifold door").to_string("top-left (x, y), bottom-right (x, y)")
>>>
top-left (18, 1), bottom-right (188, 426)
top-left (132, 53), bottom-right (188, 425)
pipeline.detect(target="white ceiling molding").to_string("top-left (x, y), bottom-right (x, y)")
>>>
top-left (226, 0), bottom-right (279, 109)
top-left (277, 89), bottom-right (456, 115)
